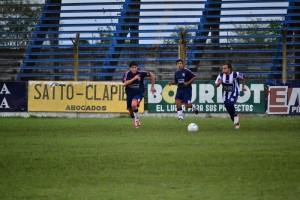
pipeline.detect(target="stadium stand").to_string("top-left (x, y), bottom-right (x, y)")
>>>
top-left (0, 0), bottom-right (299, 82)
top-left (0, 1), bottom-right (44, 81)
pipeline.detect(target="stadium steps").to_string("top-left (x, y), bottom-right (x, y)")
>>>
top-left (0, 0), bottom-right (299, 81)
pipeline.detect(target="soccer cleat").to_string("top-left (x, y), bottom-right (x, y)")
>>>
top-left (178, 118), bottom-right (183, 121)
top-left (194, 108), bottom-right (199, 115)
top-left (235, 123), bottom-right (240, 129)
top-left (234, 114), bottom-right (240, 125)
top-left (134, 119), bottom-right (140, 128)
top-left (192, 105), bottom-right (199, 115)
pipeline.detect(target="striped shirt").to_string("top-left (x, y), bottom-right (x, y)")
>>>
top-left (215, 71), bottom-right (245, 101)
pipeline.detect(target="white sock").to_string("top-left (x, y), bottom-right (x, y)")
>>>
top-left (177, 110), bottom-right (183, 119)
top-left (133, 111), bottom-right (139, 120)
top-left (192, 104), bottom-right (196, 110)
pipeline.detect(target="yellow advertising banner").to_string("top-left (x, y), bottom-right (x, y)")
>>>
top-left (28, 81), bottom-right (144, 113)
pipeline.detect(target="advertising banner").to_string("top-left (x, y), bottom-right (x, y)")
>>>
top-left (28, 81), bottom-right (143, 113)
top-left (267, 83), bottom-right (300, 115)
top-left (0, 82), bottom-right (27, 112)
top-left (148, 81), bottom-right (265, 113)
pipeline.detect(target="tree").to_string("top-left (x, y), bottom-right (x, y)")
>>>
top-left (96, 26), bottom-right (114, 44)
top-left (228, 18), bottom-right (282, 44)
top-left (163, 25), bottom-right (198, 44)
top-left (0, 0), bottom-right (43, 47)
top-left (79, 40), bottom-right (90, 45)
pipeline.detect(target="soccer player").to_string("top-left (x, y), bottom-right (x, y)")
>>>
top-left (123, 61), bottom-right (156, 128)
top-left (168, 59), bottom-right (198, 120)
top-left (215, 63), bottom-right (246, 129)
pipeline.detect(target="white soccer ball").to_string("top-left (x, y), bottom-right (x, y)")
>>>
top-left (187, 123), bottom-right (198, 132)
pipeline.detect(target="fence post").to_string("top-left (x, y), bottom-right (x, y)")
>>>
top-left (178, 30), bottom-right (187, 64)
top-left (71, 33), bottom-right (80, 81)
top-left (282, 29), bottom-right (287, 84)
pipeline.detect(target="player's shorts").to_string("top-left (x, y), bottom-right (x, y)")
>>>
top-left (126, 94), bottom-right (143, 109)
top-left (175, 87), bottom-right (192, 104)
top-left (224, 95), bottom-right (238, 106)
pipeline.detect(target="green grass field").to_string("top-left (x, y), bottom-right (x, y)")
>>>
top-left (0, 117), bottom-right (299, 200)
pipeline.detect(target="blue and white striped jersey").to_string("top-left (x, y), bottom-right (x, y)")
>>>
top-left (215, 71), bottom-right (245, 101)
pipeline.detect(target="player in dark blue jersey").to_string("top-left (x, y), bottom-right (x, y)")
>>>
top-left (168, 59), bottom-right (198, 120)
top-left (215, 63), bottom-right (246, 129)
top-left (123, 61), bottom-right (156, 128)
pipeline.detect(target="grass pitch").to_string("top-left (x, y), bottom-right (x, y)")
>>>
top-left (0, 117), bottom-right (299, 200)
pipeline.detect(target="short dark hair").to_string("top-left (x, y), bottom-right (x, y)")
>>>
top-left (129, 61), bottom-right (138, 68)
top-left (224, 63), bottom-right (232, 69)
top-left (176, 59), bottom-right (183, 64)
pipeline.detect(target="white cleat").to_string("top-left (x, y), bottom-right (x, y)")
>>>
top-left (235, 123), bottom-right (240, 129)
top-left (134, 119), bottom-right (140, 128)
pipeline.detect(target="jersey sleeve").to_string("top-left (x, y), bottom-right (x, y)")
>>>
top-left (215, 74), bottom-right (221, 84)
top-left (139, 71), bottom-right (150, 78)
top-left (237, 72), bottom-right (246, 79)
top-left (186, 68), bottom-right (196, 78)
top-left (122, 71), bottom-right (129, 83)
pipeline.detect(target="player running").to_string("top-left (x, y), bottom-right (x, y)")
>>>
top-left (123, 61), bottom-right (156, 128)
top-left (168, 59), bottom-right (199, 120)
top-left (215, 63), bottom-right (246, 129)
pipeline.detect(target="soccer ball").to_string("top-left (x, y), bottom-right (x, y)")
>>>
top-left (187, 123), bottom-right (198, 132)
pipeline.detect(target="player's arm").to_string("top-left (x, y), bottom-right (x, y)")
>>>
top-left (168, 74), bottom-right (177, 86)
top-left (149, 72), bottom-right (156, 93)
top-left (241, 74), bottom-right (246, 91)
top-left (168, 81), bottom-right (176, 86)
top-left (123, 74), bottom-right (140, 86)
top-left (183, 76), bottom-right (196, 87)
top-left (237, 72), bottom-right (246, 91)
top-left (215, 75), bottom-right (222, 87)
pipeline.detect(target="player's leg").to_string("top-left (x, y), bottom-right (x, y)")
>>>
top-left (184, 103), bottom-right (198, 115)
top-left (128, 108), bottom-right (134, 121)
top-left (224, 97), bottom-right (240, 128)
top-left (131, 99), bottom-right (139, 119)
top-left (176, 100), bottom-right (183, 120)
top-left (175, 89), bottom-right (184, 120)
top-left (183, 88), bottom-right (198, 114)
top-left (127, 96), bottom-right (134, 121)
top-left (224, 100), bottom-right (235, 121)
top-left (131, 95), bottom-right (143, 128)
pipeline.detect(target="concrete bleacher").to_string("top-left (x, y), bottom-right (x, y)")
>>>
top-left (0, 0), bottom-right (299, 82)
top-left (0, 1), bottom-right (44, 81)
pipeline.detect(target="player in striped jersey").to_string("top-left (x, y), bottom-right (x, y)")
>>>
top-left (215, 63), bottom-right (246, 129)
top-left (123, 61), bottom-right (156, 128)
top-left (168, 59), bottom-right (199, 120)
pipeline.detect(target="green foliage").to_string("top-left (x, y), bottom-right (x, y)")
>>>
top-left (79, 40), bottom-right (90, 45)
top-left (164, 25), bottom-right (197, 44)
top-left (228, 18), bottom-right (282, 43)
top-left (0, 117), bottom-right (299, 199)
top-left (96, 26), bottom-right (114, 44)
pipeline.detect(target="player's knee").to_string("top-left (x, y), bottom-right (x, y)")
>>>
top-left (184, 103), bottom-right (192, 108)
top-left (131, 100), bottom-right (139, 108)
top-left (175, 100), bottom-right (182, 107)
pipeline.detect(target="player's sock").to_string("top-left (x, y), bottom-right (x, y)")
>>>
top-left (177, 108), bottom-right (183, 120)
top-left (133, 109), bottom-right (139, 120)
top-left (234, 114), bottom-right (239, 124)
top-left (192, 104), bottom-right (199, 114)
